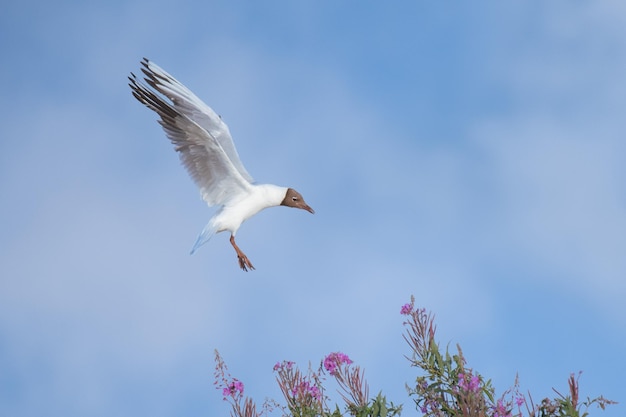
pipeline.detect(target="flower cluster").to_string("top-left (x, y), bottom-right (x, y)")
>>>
top-left (273, 358), bottom-right (325, 416)
top-left (492, 398), bottom-right (512, 417)
top-left (457, 371), bottom-right (481, 393)
top-left (323, 352), bottom-right (353, 376)
top-left (222, 379), bottom-right (244, 399)
top-left (400, 302), bottom-right (413, 315)
top-left (292, 380), bottom-right (322, 401)
top-left (214, 350), bottom-right (267, 417)
top-left (273, 360), bottom-right (294, 372)
top-left (212, 298), bottom-right (614, 417)
top-left (418, 397), bottom-right (442, 415)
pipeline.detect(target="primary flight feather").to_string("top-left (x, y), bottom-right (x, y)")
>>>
top-left (129, 58), bottom-right (314, 271)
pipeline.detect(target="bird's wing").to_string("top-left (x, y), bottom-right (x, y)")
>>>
top-left (138, 58), bottom-right (254, 184)
top-left (129, 70), bottom-right (253, 207)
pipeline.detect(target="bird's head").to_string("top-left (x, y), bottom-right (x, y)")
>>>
top-left (281, 188), bottom-right (314, 214)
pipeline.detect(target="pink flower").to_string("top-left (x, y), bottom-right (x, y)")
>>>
top-left (469, 375), bottom-right (480, 391)
top-left (234, 380), bottom-right (244, 393)
top-left (400, 303), bottom-right (413, 315)
top-left (492, 399), bottom-right (511, 417)
top-left (273, 360), bottom-right (295, 372)
top-left (458, 372), bottom-right (481, 393)
top-left (290, 380), bottom-right (321, 401)
top-left (308, 385), bottom-right (321, 400)
top-left (323, 352), bottom-right (353, 375)
top-left (222, 379), bottom-right (244, 398)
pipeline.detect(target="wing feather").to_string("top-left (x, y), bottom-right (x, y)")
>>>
top-left (129, 70), bottom-right (252, 206)
top-left (138, 58), bottom-right (254, 183)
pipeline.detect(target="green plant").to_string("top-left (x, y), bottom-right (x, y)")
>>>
top-left (213, 296), bottom-right (616, 417)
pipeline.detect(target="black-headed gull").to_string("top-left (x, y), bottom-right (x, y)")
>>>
top-left (129, 58), bottom-right (314, 271)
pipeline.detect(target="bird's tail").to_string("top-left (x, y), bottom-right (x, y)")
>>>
top-left (190, 220), bottom-right (218, 255)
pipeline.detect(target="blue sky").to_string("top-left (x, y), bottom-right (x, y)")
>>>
top-left (1, 1), bottom-right (625, 416)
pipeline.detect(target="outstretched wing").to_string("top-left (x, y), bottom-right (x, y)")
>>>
top-left (138, 58), bottom-right (254, 183)
top-left (129, 65), bottom-right (252, 207)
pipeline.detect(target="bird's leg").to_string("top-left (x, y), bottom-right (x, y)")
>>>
top-left (230, 235), bottom-right (255, 271)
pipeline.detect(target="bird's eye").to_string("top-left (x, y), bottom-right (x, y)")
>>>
top-left (292, 196), bottom-right (298, 201)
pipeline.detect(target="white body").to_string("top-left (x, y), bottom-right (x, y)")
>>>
top-left (212, 184), bottom-right (289, 234)
top-left (193, 184), bottom-right (288, 252)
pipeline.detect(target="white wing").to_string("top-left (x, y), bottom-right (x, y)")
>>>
top-left (129, 66), bottom-right (253, 207)
top-left (139, 58), bottom-right (254, 184)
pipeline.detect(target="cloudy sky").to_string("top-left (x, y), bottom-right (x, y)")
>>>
top-left (1, 1), bottom-right (625, 416)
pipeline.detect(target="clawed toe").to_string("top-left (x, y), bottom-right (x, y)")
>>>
top-left (237, 255), bottom-right (255, 272)
top-left (230, 235), bottom-right (255, 271)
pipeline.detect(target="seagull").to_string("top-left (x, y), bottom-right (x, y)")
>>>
top-left (128, 58), bottom-right (314, 271)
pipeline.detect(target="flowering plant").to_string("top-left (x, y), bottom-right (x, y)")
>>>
top-left (213, 296), bottom-right (615, 417)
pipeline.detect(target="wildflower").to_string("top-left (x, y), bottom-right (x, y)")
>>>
top-left (308, 384), bottom-right (321, 401)
top-left (292, 380), bottom-right (321, 401)
top-left (222, 379), bottom-right (244, 399)
top-left (273, 360), bottom-right (294, 372)
top-left (492, 399), bottom-right (511, 417)
top-left (419, 398), bottom-right (442, 415)
top-left (470, 375), bottom-right (480, 392)
top-left (400, 303), bottom-right (413, 315)
top-left (457, 371), bottom-right (481, 393)
top-left (323, 352), bottom-right (353, 375)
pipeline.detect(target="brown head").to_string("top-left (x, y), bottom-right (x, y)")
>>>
top-left (280, 188), bottom-right (315, 214)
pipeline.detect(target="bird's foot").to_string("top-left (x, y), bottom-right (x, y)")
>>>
top-left (237, 254), bottom-right (255, 272)
top-left (230, 235), bottom-right (255, 271)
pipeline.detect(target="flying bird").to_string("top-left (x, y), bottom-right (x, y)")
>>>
top-left (128, 58), bottom-right (314, 271)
